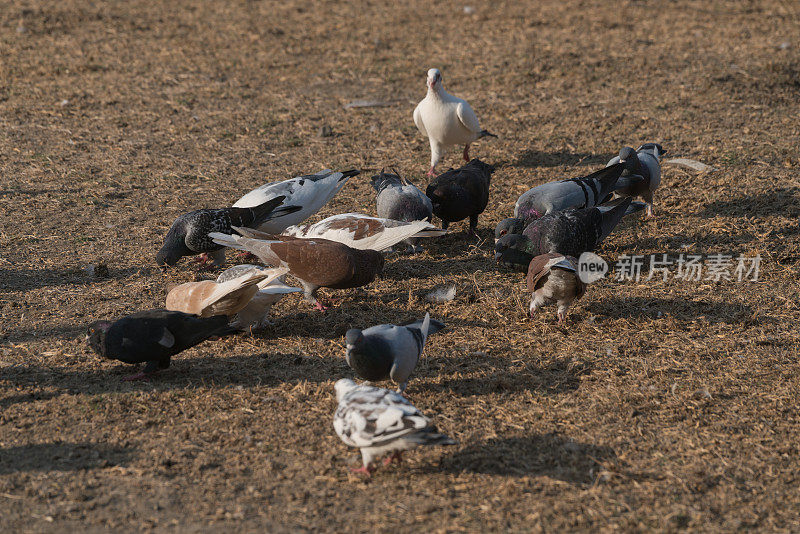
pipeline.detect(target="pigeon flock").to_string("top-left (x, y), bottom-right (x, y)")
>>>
top-left (86, 68), bottom-right (665, 476)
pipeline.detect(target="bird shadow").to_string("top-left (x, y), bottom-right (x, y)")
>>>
top-left (0, 391), bottom-right (60, 409)
top-left (699, 188), bottom-right (800, 218)
top-left (429, 433), bottom-right (616, 484)
top-left (512, 149), bottom-right (608, 169)
top-left (421, 355), bottom-right (592, 396)
top-left (0, 266), bottom-right (145, 292)
top-left (0, 442), bottom-right (135, 475)
top-left (2, 322), bottom-right (85, 343)
top-left (381, 255), bottom-right (494, 280)
top-left (586, 296), bottom-right (755, 324)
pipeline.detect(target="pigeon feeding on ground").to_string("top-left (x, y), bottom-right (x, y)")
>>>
top-left (156, 196), bottom-right (300, 269)
top-left (210, 228), bottom-right (384, 311)
top-left (526, 253), bottom-right (585, 324)
top-left (605, 143), bottom-right (666, 218)
top-left (333, 378), bottom-right (456, 476)
top-left (282, 213), bottom-right (446, 251)
top-left (413, 68), bottom-right (497, 177)
top-left (86, 309), bottom-right (235, 381)
top-left (233, 169), bottom-right (359, 232)
top-left (426, 159), bottom-right (494, 235)
top-left (345, 313), bottom-right (445, 394)
top-left (495, 162), bottom-right (630, 241)
top-left (215, 265), bottom-right (302, 330)
top-left (494, 197), bottom-right (635, 271)
top-left (372, 169), bottom-right (435, 252)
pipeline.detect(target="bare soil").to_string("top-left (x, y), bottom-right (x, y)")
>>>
top-left (2, 0), bottom-right (800, 531)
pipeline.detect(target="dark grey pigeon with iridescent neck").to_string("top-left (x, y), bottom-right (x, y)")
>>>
top-left (156, 196), bottom-right (300, 268)
top-left (345, 313), bottom-right (445, 394)
top-left (494, 197), bottom-right (636, 270)
top-left (371, 169), bottom-right (434, 251)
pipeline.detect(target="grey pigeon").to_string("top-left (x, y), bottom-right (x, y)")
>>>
top-left (86, 309), bottom-right (235, 381)
top-left (345, 313), bottom-right (445, 394)
top-left (494, 197), bottom-right (635, 271)
top-left (426, 158), bottom-right (494, 235)
top-left (156, 196), bottom-right (300, 268)
top-left (605, 143), bottom-right (666, 218)
top-left (333, 378), bottom-right (456, 476)
top-left (495, 162), bottom-right (630, 242)
top-left (372, 169), bottom-right (434, 252)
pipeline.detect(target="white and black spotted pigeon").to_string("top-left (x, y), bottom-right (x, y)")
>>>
top-left (156, 196), bottom-right (300, 268)
top-left (494, 197), bottom-right (637, 271)
top-left (495, 162), bottom-right (631, 241)
top-left (233, 169), bottom-right (359, 232)
top-left (86, 309), bottom-right (235, 381)
top-left (333, 378), bottom-right (456, 476)
top-left (605, 143), bottom-right (666, 218)
top-left (413, 68), bottom-right (497, 177)
top-left (345, 313), bottom-right (445, 394)
top-left (283, 213), bottom-right (446, 251)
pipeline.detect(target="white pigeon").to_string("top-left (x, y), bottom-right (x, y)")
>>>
top-left (233, 169), bottom-right (359, 232)
top-left (413, 68), bottom-right (496, 177)
top-left (215, 264), bottom-right (302, 329)
top-left (333, 379), bottom-right (456, 476)
top-left (605, 143), bottom-right (665, 218)
top-left (282, 213), bottom-right (447, 251)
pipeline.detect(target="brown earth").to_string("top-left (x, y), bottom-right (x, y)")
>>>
top-left (2, 0), bottom-right (800, 531)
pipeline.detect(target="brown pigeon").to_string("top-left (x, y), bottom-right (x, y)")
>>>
top-left (209, 227), bottom-right (384, 310)
top-left (526, 253), bottom-right (585, 324)
top-left (165, 267), bottom-right (283, 318)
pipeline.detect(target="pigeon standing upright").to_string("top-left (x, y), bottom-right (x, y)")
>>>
top-left (526, 253), bottom-right (586, 324)
top-left (233, 169), bottom-right (359, 232)
top-left (495, 162), bottom-right (630, 241)
top-left (413, 68), bottom-right (497, 177)
top-left (605, 143), bottom-right (665, 218)
top-left (426, 159), bottom-right (494, 235)
top-left (155, 196), bottom-right (300, 268)
top-left (345, 313), bottom-right (445, 394)
top-left (494, 197), bottom-right (636, 271)
top-left (333, 378), bottom-right (456, 476)
top-left (372, 169), bottom-right (436, 252)
top-left (210, 228), bottom-right (385, 311)
top-left (86, 309), bottom-right (235, 381)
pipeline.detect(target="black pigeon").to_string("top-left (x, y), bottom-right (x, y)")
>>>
top-left (495, 197), bottom-right (635, 271)
top-left (87, 309), bottom-right (235, 381)
top-left (156, 196), bottom-right (300, 268)
top-left (426, 158), bottom-right (494, 234)
top-left (345, 313), bottom-right (445, 394)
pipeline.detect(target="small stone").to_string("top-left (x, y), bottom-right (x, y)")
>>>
top-left (318, 125), bottom-right (333, 137)
top-left (463, 6), bottom-right (475, 14)
top-left (84, 263), bottom-right (109, 278)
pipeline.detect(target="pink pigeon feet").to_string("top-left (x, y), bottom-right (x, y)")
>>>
top-left (192, 253), bottom-right (216, 271)
top-left (313, 300), bottom-right (330, 312)
top-left (350, 465), bottom-right (375, 477)
top-left (122, 371), bottom-right (156, 382)
top-left (426, 167), bottom-right (436, 178)
top-left (463, 144), bottom-right (471, 162)
top-left (382, 451), bottom-right (404, 467)
top-left (557, 311), bottom-right (567, 325)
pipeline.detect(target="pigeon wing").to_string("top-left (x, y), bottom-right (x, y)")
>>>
top-left (455, 100), bottom-right (482, 134)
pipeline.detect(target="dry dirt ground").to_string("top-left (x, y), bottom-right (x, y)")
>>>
top-left (1, 0), bottom-right (800, 531)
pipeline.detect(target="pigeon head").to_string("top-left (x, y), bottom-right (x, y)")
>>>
top-left (345, 329), bottom-right (364, 348)
top-left (156, 225), bottom-right (193, 267)
top-left (495, 217), bottom-right (525, 242)
top-left (86, 321), bottom-right (112, 357)
top-left (494, 233), bottom-right (535, 271)
top-left (370, 169), bottom-right (402, 193)
top-left (334, 378), bottom-right (358, 401)
top-left (426, 68), bottom-right (442, 90)
top-left (638, 143), bottom-right (666, 160)
top-left (618, 146), bottom-right (644, 174)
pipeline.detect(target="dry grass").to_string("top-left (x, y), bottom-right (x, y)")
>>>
top-left (2, 0), bottom-right (800, 531)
